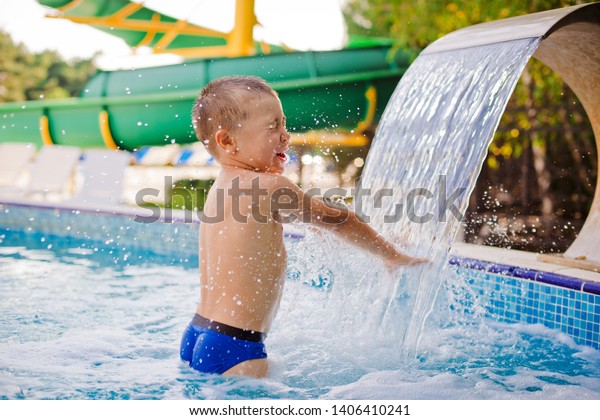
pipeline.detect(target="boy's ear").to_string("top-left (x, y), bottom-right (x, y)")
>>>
top-left (215, 128), bottom-right (237, 154)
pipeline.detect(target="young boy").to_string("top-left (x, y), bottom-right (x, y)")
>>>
top-left (180, 76), bottom-right (427, 378)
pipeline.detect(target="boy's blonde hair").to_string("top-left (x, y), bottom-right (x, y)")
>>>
top-left (191, 75), bottom-right (278, 157)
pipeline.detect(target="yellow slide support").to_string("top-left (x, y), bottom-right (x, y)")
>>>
top-left (99, 110), bottom-right (119, 150)
top-left (290, 85), bottom-right (377, 148)
top-left (39, 115), bottom-right (54, 146)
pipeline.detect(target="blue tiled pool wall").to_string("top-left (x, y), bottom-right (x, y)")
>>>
top-left (0, 203), bottom-right (200, 266)
top-left (449, 259), bottom-right (600, 350)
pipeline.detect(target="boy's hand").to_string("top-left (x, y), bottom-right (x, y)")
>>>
top-left (383, 252), bottom-right (431, 274)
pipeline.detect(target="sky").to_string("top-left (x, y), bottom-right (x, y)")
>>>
top-left (0, 0), bottom-right (348, 70)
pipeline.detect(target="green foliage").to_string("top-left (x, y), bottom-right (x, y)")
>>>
top-left (0, 30), bottom-right (96, 102)
top-left (168, 179), bottom-right (215, 211)
top-left (344, 0), bottom-right (586, 49)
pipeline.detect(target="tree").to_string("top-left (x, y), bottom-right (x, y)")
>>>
top-left (0, 30), bottom-right (96, 103)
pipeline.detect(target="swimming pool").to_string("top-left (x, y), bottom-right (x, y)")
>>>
top-left (1, 202), bottom-right (600, 399)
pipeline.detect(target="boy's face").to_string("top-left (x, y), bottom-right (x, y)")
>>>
top-left (230, 93), bottom-right (290, 175)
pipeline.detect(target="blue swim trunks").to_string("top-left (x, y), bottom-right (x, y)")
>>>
top-left (180, 314), bottom-right (267, 375)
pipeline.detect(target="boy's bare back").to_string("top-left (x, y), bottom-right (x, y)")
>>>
top-left (198, 169), bottom-right (288, 334)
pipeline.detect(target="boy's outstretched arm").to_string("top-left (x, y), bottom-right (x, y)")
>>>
top-left (271, 175), bottom-right (428, 269)
top-left (326, 208), bottom-right (428, 267)
top-left (308, 197), bottom-right (428, 268)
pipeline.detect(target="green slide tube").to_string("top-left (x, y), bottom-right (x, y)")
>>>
top-left (0, 46), bottom-right (410, 150)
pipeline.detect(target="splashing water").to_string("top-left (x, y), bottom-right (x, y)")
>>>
top-left (355, 38), bottom-right (541, 358)
top-left (2, 229), bottom-right (600, 399)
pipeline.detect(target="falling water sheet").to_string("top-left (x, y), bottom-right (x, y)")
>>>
top-left (358, 37), bottom-right (542, 356)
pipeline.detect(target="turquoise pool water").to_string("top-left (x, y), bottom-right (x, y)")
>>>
top-left (1, 227), bottom-right (600, 400)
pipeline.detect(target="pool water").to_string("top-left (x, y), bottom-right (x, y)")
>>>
top-left (1, 229), bottom-right (600, 399)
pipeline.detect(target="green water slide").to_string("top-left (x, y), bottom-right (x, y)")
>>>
top-left (0, 0), bottom-right (412, 150)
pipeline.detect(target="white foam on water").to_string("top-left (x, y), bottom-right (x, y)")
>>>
top-left (324, 367), bottom-right (600, 400)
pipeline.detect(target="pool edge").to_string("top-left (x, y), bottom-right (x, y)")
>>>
top-left (450, 242), bottom-right (600, 295)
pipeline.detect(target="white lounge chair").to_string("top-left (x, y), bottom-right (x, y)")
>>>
top-left (69, 148), bottom-right (131, 207)
top-left (172, 143), bottom-right (215, 167)
top-left (28, 145), bottom-right (81, 201)
top-left (122, 143), bottom-right (219, 206)
top-left (0, 142), bottom-right (36, 188)
top-left (133, 144), bottom-right (181, 166)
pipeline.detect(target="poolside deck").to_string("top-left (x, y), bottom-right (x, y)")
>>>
top-left (451, 241), bottom-right (600, 284)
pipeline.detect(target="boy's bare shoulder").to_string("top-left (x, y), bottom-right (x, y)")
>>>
top-left (237, 171), bottom-right (299, 193)
top-left (217, 169), bottom-right (300, 199)
top-left (230, 171), bottom-right (296, 190)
